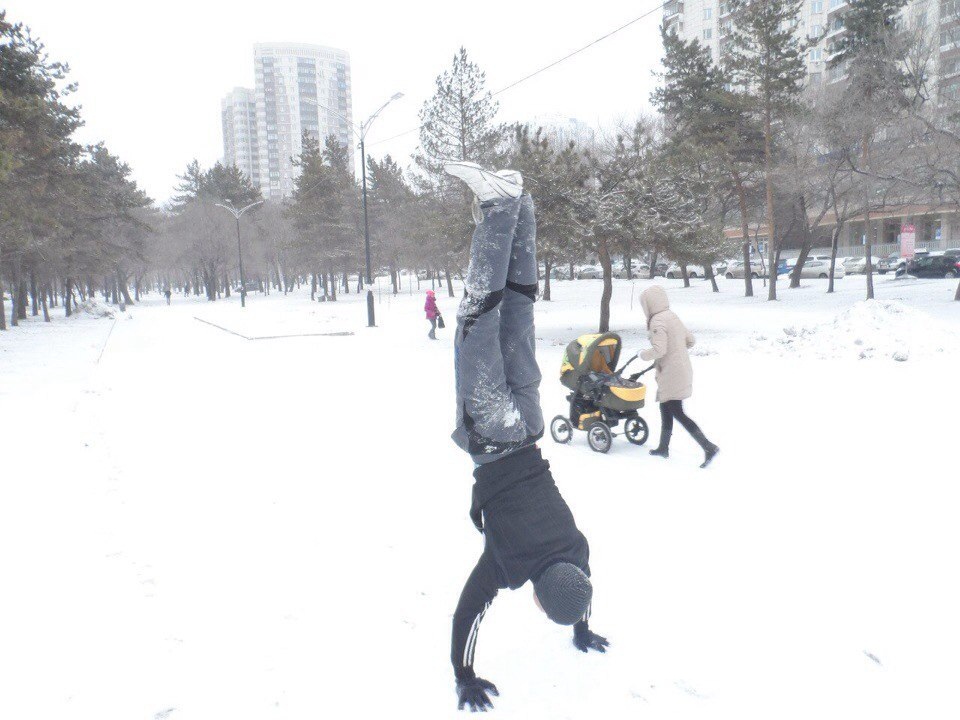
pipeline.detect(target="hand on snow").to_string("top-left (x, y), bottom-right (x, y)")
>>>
top-left (456, 676), bottom-right (499, 711)
top-left (573, 627), bottom-right (610, 653)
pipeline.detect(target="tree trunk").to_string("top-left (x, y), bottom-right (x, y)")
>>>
top-left (65, 278), bottom-right (74, 317)
top-left (118, 271), bottom-right (134, 306)
top-left (342, 271), bottom-right (349, 294)
top-left (0, 249), bottom-right (6, 330)
top-left (543, 257), bottom-right (552, 301)
top-left (827, 222), bottom-right (843, 294)
top-left (10, 261), bottom-right (20, 326)
top-left (329, 271), bottom-right (337, 301)
top-left (225, 274), bottom-right (231, 298)
top-left (732, 169), bottom-right (754, 297)
top-left (863, 134), bottom-right (875, 300)
top-left (598, 237), bottom-right (613, 332)
top-left (705, 263), bottom-right (719, 293)
top-left (445, 267), bottom-right (454, 297)
top-left (680, 263), bottom-right (690, 288)
top-left (569, 261), bottom-right (575, 281)
top-left (310, 273), bottom-right (317, 301)
top-left (648, 251), bottom-right (658, 280)
top-left (30, 268), bottom-right (38, 316)
top-left (41, 284), bottom-right (50, 322)
top-left (357, 271), bottom-right (363, 293)
top-left (17, 276), bottom-right (28, 321)
top-left (763, 105), bottom-right (778, 301)
top-left (391, 265), bottom-right (398, 295)
top-left (788, 195), bottom-right (815, 289)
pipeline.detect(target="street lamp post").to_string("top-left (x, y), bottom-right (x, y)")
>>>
top-left (215, 200), bottom-right (263, 308)
top-left (302, 92), bottom-right (403, 328)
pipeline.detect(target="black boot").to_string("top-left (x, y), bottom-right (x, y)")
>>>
top-left (649, 446), bottom-right (669, 459)
top-left (700, 445), bottom-right (719, 469)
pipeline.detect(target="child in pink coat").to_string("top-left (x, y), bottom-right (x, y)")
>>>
top-left (425, 290), bottom-right (440, 339)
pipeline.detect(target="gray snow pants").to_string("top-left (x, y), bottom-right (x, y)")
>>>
top-left (452, 193), bottom-right (543, 464)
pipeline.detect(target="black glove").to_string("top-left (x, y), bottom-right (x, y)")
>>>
top-left (573, 625), bottom-right (610, 653)
top-left (456, 676), bottom-right (499, 712)
top-left (628, 373), bottom-right (641, 382)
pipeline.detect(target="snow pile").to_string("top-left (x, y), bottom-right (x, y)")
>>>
top-left (758, 299), bottom-right (960, 361)
top-left (74, 299), bottom-right (117, 319)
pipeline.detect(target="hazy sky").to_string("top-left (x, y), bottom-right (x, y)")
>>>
top-left (11, 0), bottom-right (666, 204)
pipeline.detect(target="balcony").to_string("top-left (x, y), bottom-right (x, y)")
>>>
top-left (827, 0), bottom-right (847, 15)
top-left (663, 0), bottom-right (684, 19)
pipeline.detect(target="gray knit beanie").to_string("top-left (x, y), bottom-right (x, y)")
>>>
top-left (533, 562), bottom-right (593, 625)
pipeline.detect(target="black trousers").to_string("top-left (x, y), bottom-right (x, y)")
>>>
top-left (658, 400), bottom-right (713, 451)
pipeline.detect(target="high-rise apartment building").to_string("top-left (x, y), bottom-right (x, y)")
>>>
top-left (663, 0), bottom-right (958, 96)
top-left (221, 88), bottom-right (260, 189)
top-left (253, 42), bottom-right (353, 200)
top-left (220, 43), bottom-right (354, 200)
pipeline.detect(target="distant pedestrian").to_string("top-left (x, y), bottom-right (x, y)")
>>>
top-left (424, 289), bottom-right (440, 339)
top-left (637, 285), bottom-right (719, 468)
top-left (164, 288), bottom-right (172, 306)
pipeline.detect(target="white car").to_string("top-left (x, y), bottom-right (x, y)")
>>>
top-left (796, 258), bottom-right (845, 279)
top-left (664, 263), bottom-right (703, 279)
top-left (843, 256), bottom-right (883, 274)
top-left (612, 261), bottom-right (647, 279)
top-left (576, 265), bottom-right (603, 280)
top-left (724, 260), bottom-right (765, 279)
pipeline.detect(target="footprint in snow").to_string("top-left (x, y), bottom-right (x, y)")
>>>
top-left (154, 709), bottom-right (176, 720)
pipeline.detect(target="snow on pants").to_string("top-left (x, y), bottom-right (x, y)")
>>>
top-left (452, 193), bottom-right (543, 464)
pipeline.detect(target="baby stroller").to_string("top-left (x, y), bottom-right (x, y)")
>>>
top-left (549, 332), bottom-right (651, 454)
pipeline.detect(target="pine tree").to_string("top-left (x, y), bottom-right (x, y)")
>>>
top-left (726, 0), bottom-right (811, 300)
top-left (830, 0), bottom-right (910, 299)
top-left (171, 160), bottom-right (204, 210)
top-left (653, 27), bottom-right (763, 297)
top-left (415, 47), bottom-right (505, 296)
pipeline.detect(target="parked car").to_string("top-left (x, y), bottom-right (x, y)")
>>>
top-left (877, 252), bottom-right (903, 274)
top-left (795, 259), bottom-right (845, 279)
top-left (724, 260), bottom-right (765, 279)
top-left (906, 254), bottom-right (960, 278)
top-left (577, 265), bottom-right (603, 280)
top-left (943, 248), bottom-right (960, 259)
top-left (879, 249), bottom-right (930, 274)
top-left (663, 263), bottom-right (704, 279)
top-left (611, 262), bottom-right (647, 279)
top-left (843, 256), bottom-right (883, 274)
top-left (651, 262), bottom-right (669, 277)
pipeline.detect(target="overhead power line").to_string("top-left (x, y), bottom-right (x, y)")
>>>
top-left (368, 1), bottom-right (667, 148)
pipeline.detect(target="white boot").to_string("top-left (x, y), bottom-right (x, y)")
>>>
top-left (443, 161), bottom-right (523, 202)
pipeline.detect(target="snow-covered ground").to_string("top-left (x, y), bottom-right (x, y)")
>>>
top-left (1, 274), bottom-right (958, 720)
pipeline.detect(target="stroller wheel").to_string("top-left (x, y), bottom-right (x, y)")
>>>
top-left (587, 422), bottom-right (612, 454)
top-left (550, 416), bottom-right (573, 444)
top-left (624, 416), bottom-right (649, 446)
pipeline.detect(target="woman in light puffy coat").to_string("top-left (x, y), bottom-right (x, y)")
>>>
top-left (638, 285), bottom-right (719, 468)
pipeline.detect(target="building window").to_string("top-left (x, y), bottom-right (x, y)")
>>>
top-left (810, 48), bottom-right (822, 61)
top-left (703, 28), bottom-right (713, 40)
top-left (703, 7), bottom-right (713, 20)
top-left (811, 0), bottom-right (823, 11)
top-left (810, 23), bottom-right (822, 37)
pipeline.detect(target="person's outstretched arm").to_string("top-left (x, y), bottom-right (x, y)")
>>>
top-left (572, 602), bottom-right (610, 653)
top-left (452, 551), bottom-right (503, 710)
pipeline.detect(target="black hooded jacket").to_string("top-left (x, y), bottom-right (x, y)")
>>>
top-left (452, 446), bottom-right (590, 680)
